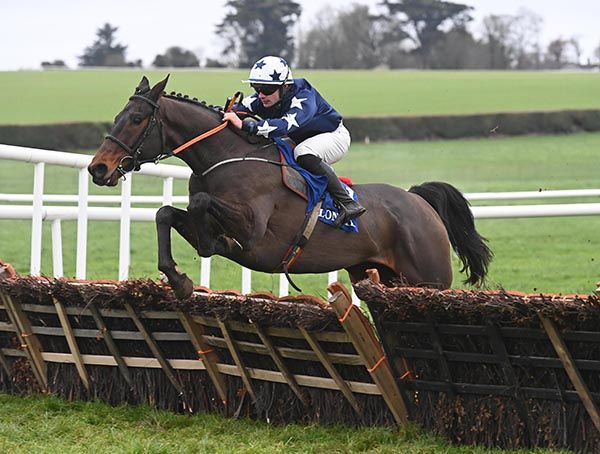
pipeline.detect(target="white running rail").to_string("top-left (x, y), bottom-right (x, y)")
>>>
top-left (0, 144), bottom-right (348, 301)
top-left (3, 144), bottom-right (600, 301)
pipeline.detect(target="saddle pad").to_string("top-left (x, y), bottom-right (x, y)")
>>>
top-left (319, 185), bottom-right (360, 233)
top-left (277, 139), bottom-right (359, 233)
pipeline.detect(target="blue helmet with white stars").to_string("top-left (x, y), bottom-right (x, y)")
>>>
top-left (242, 56), bottom-right (294, 85)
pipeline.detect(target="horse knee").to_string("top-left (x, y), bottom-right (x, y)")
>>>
top-left (156, 205), bottom-right (176, 225)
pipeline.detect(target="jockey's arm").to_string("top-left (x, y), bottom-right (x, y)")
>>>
top-left (222, 97), bottom-right (254, 129)
top-left (222, 111), bottom-right (243, 129)
top-left (223, 90), bottom-right (318, 139)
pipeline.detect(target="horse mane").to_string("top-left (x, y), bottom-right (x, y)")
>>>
top-left (134, 78), bottom-right (224, 116)
top-left (158, 90), bottom-right (273, 146)
top-left (162, 91), bottom-right (224, 117)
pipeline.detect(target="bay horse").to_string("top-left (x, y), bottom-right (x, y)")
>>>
top-left (88, 76), bottom-right (492, 299)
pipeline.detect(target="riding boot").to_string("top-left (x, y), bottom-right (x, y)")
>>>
top-left (321, 162), bottom-right (367, 227)
top-left (296, 154), bottom-right (366, 227)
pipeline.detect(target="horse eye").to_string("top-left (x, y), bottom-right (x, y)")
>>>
top-left (132, 115), bottom-right (143, 125)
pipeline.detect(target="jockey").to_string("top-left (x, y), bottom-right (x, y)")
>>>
top-left (223, 55), bottom-right (366, 227)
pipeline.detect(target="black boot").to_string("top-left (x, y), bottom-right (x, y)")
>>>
top-left (297, 155), bottom-right (366, 227)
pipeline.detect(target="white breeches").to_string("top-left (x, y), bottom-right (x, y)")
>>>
top-left (293, 122), bottom-right (351, 165)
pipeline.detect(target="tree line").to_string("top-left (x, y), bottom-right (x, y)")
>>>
top-left (42, 0), bottom-right (600, 70)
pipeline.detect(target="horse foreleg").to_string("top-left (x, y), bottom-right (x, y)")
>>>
top-left (155, 205), bottom-right (197, 300)
top-left (188, 192), bottom-right (260, 254)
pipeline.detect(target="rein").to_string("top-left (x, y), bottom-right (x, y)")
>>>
top-left (171, 121), bottom-right (229, 155)
top-left (172, 90), bottom-right (284, 176)
top-left (107, 91), bottom-right (284, 178)
top-left (172, 91), bottom-right (242, 156)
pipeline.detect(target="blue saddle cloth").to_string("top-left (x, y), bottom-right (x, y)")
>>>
top-left (275, 138), bottom-right (359, 233)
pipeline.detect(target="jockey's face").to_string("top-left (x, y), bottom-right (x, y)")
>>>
top-left (257, 88), bottom-right (281, 108)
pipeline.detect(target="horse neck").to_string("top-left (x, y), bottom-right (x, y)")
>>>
top-left (160, 97), bottom-right (273, 175)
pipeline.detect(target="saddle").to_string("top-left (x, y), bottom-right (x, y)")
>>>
top-left (281, 152), bottom-right (309, 201)
top-left (275, 140), bottom-right (359, 290)
top-left (279, 138), bottom-right (354, 201)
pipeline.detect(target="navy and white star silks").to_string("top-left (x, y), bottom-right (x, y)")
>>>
top-left (257, 121), bottom-right (278, 137)
top-left (235, 78), bottom-right (343, 144)
top-left (283, 113), bottom-right (298, 130)
top-left (276, 138), bottom-right (359, 233)
top-left (240, 95), bottom-right (256, 111)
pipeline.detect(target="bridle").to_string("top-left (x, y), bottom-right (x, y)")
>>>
top-left (105, 94), bottom-right (166, 177)
top-left (104, 91), bottom-right (284, 179)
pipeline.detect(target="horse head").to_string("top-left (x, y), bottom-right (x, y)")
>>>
top-left (88, 75), bottom-right (170, 186)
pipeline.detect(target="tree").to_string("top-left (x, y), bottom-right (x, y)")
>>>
top-left (509, 9), bottom-right (543, 69)
top-left (429, 28), bottom-right (488, 69)
top-left (594, 42), bottom-right (600, 66)
top-left (481, 15), bottom-right (514, 69)
top-left (205, 58), bottom-right (228, 68)
top-left (481, 10), bottom-right (543, 70)
top-left (544, 37), bottom-right (581, 69)
top-left (41, 60), bottom-right (67, 69)
top-left (153, 47), bottom-right (200, 67)
top-left (379, 0), bottom-right (473, 68)
top-left (79, 23), bottom-right (137, 67)
top-left (216, 0), bottom-right (301, 68)
top-left (298, 5), bottom-right (383, 69)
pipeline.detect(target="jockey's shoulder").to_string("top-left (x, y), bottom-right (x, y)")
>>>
top-left (291, 78), bottom-right (312, 91)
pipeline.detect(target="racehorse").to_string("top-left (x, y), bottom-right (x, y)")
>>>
top-left (88, 76), bottom-right (492, 300)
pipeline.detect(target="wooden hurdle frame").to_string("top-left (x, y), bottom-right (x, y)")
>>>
top-left (0, 278), bottom-right (408, 425)
top-left (2, 273), bottom-right (600, 451)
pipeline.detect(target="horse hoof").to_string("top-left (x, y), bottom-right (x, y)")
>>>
top-left (173, 274), bottom-right (194, 300)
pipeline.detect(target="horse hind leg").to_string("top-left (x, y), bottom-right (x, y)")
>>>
top-left (346, 262), bottom-right (405, 286)
top-left (155, 205), bottom-right (196, 300)
top-left (346, 260), bottom-right (450, 289)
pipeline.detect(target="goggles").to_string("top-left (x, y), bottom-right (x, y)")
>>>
top-left (251, 84), bottom-right (280, 96)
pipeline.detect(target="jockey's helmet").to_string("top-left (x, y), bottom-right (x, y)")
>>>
top-left (242, 56), bottom-right (294, 85)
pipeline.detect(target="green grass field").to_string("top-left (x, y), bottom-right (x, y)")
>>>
top-left (2, 132), bottom-right (600, 295)
top-left (3, 394), bottom-right (560, 454)
top-left (2, 69), bottom-right (600, 123)
top-left (1, 69), bottom-right (598, 452)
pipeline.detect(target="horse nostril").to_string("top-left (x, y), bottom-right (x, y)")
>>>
top-left (88, 163), bottom-right (108, 180)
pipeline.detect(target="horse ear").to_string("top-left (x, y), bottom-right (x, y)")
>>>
top-left (135, 76), bottom-right (151, 94)
top-left (149, 74), bottom-right (170, 101)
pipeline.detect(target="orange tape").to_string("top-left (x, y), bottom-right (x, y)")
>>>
top-left (172, 121), bottom-right (229, 155)
top-left (367, 355), bottom-right (386, 373)
top-left (400, 357), bottom-right (412, 380)
top-left (338, 304), bottom-right (353, 324)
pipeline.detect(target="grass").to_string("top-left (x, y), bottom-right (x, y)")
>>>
top-left (2, 69), bottom-right (600, 123)
top-left (2, 132), bottom-right (600, 294)
top-left (0, 394), bottom-right (566, 454)
top-left (1, 69), bottom-right (595, 451)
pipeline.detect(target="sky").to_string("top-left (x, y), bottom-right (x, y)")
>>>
top-left (2, 0), bottom-right (599, 70)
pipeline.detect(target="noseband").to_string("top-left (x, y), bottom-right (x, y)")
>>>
top-left (104, 91), bottom-right (281, 180)
top-left (105, 94), bottom-right (166, 177)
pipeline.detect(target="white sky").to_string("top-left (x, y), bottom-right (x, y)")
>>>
top-left (2, 0), bottom-right (599, 70)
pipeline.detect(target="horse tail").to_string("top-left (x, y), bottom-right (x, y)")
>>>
top-left (408, 181), bottom-right (493, 286)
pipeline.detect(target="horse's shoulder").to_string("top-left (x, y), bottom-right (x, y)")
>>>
top-left (188, 173), bottom-right (204, 195)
